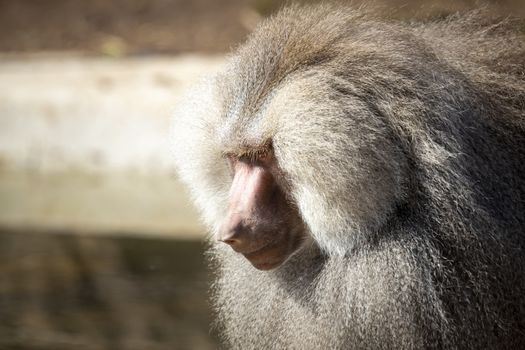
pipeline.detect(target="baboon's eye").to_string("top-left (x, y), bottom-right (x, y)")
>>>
top-left (250, 141), bottom-right (273, 164)
top-left (224, 140), bottom-right (273, 169)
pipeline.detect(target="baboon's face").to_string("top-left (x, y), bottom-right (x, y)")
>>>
top-left (218, 144), bottom-right (306, 270)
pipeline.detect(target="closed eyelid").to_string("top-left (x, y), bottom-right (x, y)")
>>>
top-left (222, 141), bottom-right (274, 163)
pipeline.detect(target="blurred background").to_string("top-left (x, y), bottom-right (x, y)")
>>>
top-left (0, 0), bottom-right (523, 349)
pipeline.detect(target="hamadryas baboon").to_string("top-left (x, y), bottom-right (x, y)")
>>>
top-left (172, 4), bottom-right (525, 349)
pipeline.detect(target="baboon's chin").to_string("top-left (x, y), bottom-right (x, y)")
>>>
top-left (242, 244), bottom-right (290, 271)
top-left (247, 259), bottom-right (283, 271)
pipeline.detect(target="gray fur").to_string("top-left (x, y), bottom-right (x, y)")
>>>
top-left (172, 4), bottom-right (525, 349)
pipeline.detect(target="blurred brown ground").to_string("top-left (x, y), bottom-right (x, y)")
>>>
top-left (0, 230), bottom-right (216, 350)
top-left (0, 0), bottom-right (523, 56)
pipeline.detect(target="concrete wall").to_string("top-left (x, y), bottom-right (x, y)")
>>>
top-left (0, 55), bottom-right (224, 238)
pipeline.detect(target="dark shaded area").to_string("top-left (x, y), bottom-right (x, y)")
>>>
top-left (0, 230), bottom-right (218, 350)
top-left (0, 0), bottom-right (522, 55)
top-left (0, 0), bottom-right (254, 54)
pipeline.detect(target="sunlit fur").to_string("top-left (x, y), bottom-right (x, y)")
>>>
top-left (173, 4), bottom-right (525, 349)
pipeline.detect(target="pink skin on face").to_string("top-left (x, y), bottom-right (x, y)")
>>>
top-left (218, 154), bottom-right (303, 270)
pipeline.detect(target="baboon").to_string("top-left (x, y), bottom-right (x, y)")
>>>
top-left (172, 4), bottom-right (525, 349)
